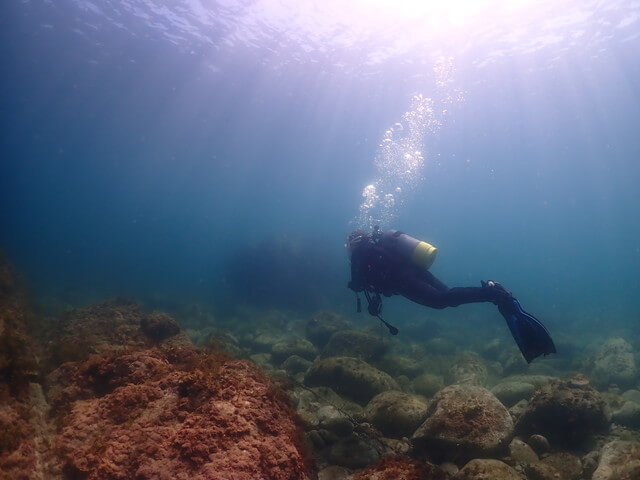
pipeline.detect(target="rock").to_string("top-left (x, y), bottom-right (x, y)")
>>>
top-left (281, 355), bottom-right (312, 375)
top-left (527, 434), bottom-right (551, 455)
top-left (246, 331), bottom-right (283, 352)
top-left (525, 462), bottom-right (562, 480)
top-left (305, 357), bottom-right (399, 404)
top-left (412, 385), bottom-right (514, 461)
top-left (293, 385), bottom-right (363, 429)
top-left (482, 338), bottom-right (504, 360)
top-left (249, 352), bottom-right (274, 370)
top-left (508, 438), bottom-right (538, 466)
top-left (317, 405), bottom-right (353, 437)
top-left (52, 346), bottom-right (314, 480)
top-left (508, 399), bottom-right (528, 420)
top-left (453, 459), bottom-right (521, 480)
top-left (582, 450), bottom-right (599, 478)
top-left (516, 376), bottom-right (611, 448)
top-left (505, 374), bottom-right (555, 388)
top-left (306, 311), bottom-right (351, 348)
top-left (440, 462), bottom-right (459, 476)
top-left (395, 375), bottom-right (411, 392)
top-left (541, 452), bottom-right (581, 479)
top-left (622, 389), bottom-right (640, 404)
top-left (592, 338), bottom-right (637, 389)
top-left (348, 455), bottom-right (447, 480)
top-left (322, 330), bottom-right (387, 362)
top-left (365, 391), bottom-right (429, 438)
top-left (448, 352), bottom-right (488, 386)
top-left (412, 373), bottom-right (445, 398)
top-left (592, 440), bottom-right (640, 480)
top-left (502, 350), bottom-right (529, 375)
top-left (424, 337), bottom-right (456, 355)
top-left (491, 381), bottom-right (535, 407)
top-left (271, 337), bottom-right (318, 362)
top-left (319, 465), bottom-right (350, 480)
top-left (613, 401), bottom-right (640, 428)
top-left (140, 311), bottom-right (180, 341)
top-left (328, 436), bottom-right (380, 469)
top-left (48, 300), bottom-right (190, 366)
top-left (375, 354), bottom-right (422, 378)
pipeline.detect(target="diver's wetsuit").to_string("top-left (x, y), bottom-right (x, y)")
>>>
top-left (348, 236), bottom-right (503, 309)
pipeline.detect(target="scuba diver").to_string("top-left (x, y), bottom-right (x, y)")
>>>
top-left (346, 227), bottom-right (556, 363)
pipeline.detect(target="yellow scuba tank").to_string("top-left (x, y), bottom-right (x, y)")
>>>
top-left (381, 229), bottom-right (437, 269)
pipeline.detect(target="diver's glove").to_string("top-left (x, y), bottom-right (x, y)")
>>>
top-left (481, 280), bottom-right (513, 306)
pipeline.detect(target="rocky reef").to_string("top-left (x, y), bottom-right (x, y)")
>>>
top-left (4, 252), bottom-right (640, 479)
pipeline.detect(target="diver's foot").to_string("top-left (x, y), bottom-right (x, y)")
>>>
top-left (481, 280), bottom-right (513, 305)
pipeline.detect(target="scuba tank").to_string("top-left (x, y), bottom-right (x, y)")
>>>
top-left (381, 229), bottom-right (438, 269)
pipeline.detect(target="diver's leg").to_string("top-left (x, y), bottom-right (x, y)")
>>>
top-left (398, 273), bottom-right (503, 309)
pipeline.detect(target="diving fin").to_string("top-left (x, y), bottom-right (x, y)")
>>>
top-left (499, 298), bottom-right (556, 363)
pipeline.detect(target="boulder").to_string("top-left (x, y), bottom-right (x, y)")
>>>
top-left (319, 465), bottom-right (350, 480)
top-left (527, 434), bottom-right (551, 455)
top-left (271, 337), bottom-right (318, 362)
top-left (449, 352), bottom-right (488, 386)
top-left (540, 452), bottom-right (582, 480)
top-left (612, 401), bottom-right (640, 428)
top-left (453, 459), bottom-right (521, 480)
top-left (516, 376), bottom-right (611, 447)
top-left (52, 347), bottom-right (314, 480)
top-left (592, 440), bottom-right (640, 480)
top-left (622, 389), bottom-right (640, 404)
top-left (306, 311), bottom-right (351, 348)
top-left (365, 391), bottom-right (429, 438)
top-left (507, 438), bottom-right (538, 466)
top-left (491, 381), bottom-right (535, 407)
top-left (305, 357), bottom-right (399, 404)
top-left (281, 355), bottom-right (312, 375)
top-left (317, 405), bottom-right (353, 437)
top-left (412, 373), bottom-right (444, 398)
top-left (348, 455), bottom-right (447, 480)
top-left (328, 436), bottom-right (380, 469)
top-left (525, 462), bottom-right (562, 480)
top-left (375, 354), bottom-right (422, 378)
top-left (592, 338), bottom-right (637, 389)
top-left (322, 330), bottom-right (387, 362)
top-left (139, 311), bottom-right (180, 341)
top-left (412, 385), bottom-right (514, 461)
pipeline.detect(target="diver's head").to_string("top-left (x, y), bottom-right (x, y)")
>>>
top-left (346, 230), bottom-right (368, 257)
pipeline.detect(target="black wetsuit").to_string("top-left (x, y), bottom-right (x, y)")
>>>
top-left (348, 235), bottom-right (503, 309)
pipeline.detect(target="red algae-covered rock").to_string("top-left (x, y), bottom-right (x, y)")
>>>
top-left (0, 254), bottom-right (54, 480)
top-left (140, 311), bottom-right (181, 341)
top-left (348, 455), bottom-right (447, 480)
top-left (47, 300), bottom-right (190, 367)
top-left (53, 346), bottom-right (314, 480)
top-left (411, 385), bottom-right (514, 462)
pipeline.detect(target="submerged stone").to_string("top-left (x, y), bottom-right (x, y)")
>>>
top-left (516, 376), bottom-right (611, 448)
top-left (365, 390), bottom-right (429, 438)
top-left (304, 356), bottom-right (398, 404)
top-left (412, 384), bottom-right (514, 462)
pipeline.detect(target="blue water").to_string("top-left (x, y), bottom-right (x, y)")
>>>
top-left (2, 1), bottom-right (640, 341)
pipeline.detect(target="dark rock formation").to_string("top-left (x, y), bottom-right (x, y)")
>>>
top-left (516, 376), bottom-right (611, 448)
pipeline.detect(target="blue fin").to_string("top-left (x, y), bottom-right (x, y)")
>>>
top-left (499, 298), bottom-right (556, 363)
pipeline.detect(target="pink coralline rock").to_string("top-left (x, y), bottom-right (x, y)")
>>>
top-left (348, 455), bottom-right (447, 480)
top-left (48, 300), bottom-right (190, 367)
top-left (0, 255), bottom-right (56, 480)
top-left (52, 347), bottom-right (315, 480)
